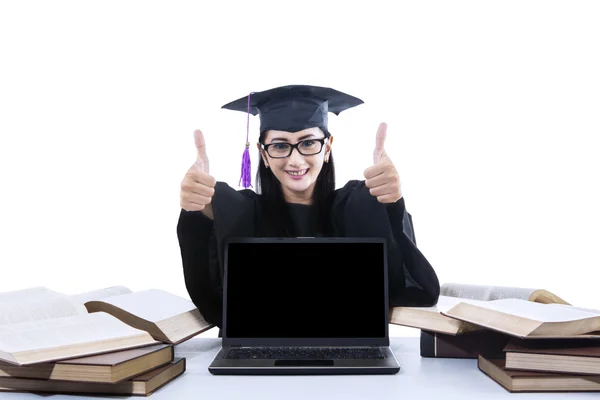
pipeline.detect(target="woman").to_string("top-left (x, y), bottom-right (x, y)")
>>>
top-left (177, 85), bottom-right (440, 328)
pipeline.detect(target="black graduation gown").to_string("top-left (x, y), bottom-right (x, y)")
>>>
top-left (176, 179), bottom-right (440, 329)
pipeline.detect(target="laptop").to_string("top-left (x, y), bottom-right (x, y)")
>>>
top-left (208, 237), bottom-right (400, 375)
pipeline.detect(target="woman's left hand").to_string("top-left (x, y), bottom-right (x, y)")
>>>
top-left (364, 122), bottom-right (403, 203)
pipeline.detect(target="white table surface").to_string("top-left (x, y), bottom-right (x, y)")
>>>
top-left (2, 336), bottom-right (598, 399)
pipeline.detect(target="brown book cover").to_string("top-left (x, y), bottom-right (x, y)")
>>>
top-left (420, 330), bottom-right (509, 358)
top-left (478, 355), bottom-right (600, 392)
top-left (0, 358), bottom-right (186, 396)
top-left (505, 338), bottom-right (600, 356)
top-left (504, 338), bottom-right (600, 375)
top-left (0, 344), bottom-right (173, 383)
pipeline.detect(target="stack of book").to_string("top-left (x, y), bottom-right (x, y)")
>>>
top-left (390, 282), bottom-right (600, 393)
top-left (0, 286), bottom-right (214, 396)
top-left (479, 337), bottom-right (600, 392)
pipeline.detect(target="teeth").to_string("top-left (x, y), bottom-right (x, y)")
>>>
top-left (288, 169), bottom-right (308, 176)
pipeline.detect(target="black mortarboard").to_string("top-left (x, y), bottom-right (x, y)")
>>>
top-left (221, 84), bottom-right (364, 188)
top-left (222, 84), bottom-right (364, 133)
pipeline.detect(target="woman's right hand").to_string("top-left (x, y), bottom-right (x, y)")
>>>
top-left (180, 129), bottom-right (216, 219)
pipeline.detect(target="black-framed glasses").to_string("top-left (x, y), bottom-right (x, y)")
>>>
top-left (261, 138), bottom-right (326, 158)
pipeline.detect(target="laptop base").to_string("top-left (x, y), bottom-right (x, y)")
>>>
top-left (208, 347), bottom-right (401, 375)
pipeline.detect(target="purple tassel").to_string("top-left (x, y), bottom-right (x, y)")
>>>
top-left (239, 91), bottom-right (254, 188)
top-left (239, 142), bottom-right (252, 188)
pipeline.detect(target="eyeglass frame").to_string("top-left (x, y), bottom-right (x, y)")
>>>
top-left (260, 138), bottom-right (328, 159)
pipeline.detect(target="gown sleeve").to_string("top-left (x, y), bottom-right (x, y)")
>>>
top-left (330, 180), bottom-right (440, 307)
top-left (177, 182), bottom-right (260, 328)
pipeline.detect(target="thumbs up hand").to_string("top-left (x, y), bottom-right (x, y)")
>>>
top-left (364, 123), bottom-right (403, 204)
top-left (194, 128), bottom-right (210, 173)
top-left (180, 129), bottom-right (217, 217)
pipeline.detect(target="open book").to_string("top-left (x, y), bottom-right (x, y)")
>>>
top-left (390, 283), bottom-right (570, 335)
top-left (442, 298), bottom-right (600, 338)
top-left (0, 286), bottom-right (213, 365)
top-left (440, 283), bottom-right (570, 304)
top-left (0, 286), bottom-right (158, 365)
top-left (78, 287), bottom-right (214, 344)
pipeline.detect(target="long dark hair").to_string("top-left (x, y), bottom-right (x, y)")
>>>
top-left (255, 128), bottom-right (336, 237)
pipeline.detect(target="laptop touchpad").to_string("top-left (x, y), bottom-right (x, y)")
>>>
top-left (274, 360), bottom-right (334, 366)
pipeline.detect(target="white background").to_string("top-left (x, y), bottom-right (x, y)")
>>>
top-left (1, 1), bottom-right (599, 337)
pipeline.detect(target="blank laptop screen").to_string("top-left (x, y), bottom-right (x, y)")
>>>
top-left (224, 240), bottom-right (386, 339)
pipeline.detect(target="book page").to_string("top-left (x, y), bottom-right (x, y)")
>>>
top-left (0, 287), bottom-right (67, 304)
top-left (404, 295), bottom-right (467, 312)
top-left (0, 312), bottom-right (148, 353)
top-left (0, 296), bottom-right (88, 326)
top-left (69, 286), bottom-right (132, 304)
top-left (453, 298), bottom-right (600, 322)
top-left (441, 283), bottom-right (536, 301)
top-left (93, 289), bottom-right (196, 323)
top-left (569, 305), bottom-right (600, 314)
top-left (433, 295), bottom-right (471, 311)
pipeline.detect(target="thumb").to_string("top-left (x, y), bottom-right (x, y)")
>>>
top-left (373, 122), bottom-right (387, 164)
top-left (194, 129), bottom-right (209, 172)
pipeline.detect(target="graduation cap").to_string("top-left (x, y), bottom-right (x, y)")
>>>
top-left (221, 84), bottom-right (364, 188)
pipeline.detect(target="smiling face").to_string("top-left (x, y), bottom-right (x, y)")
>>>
top-left (258, 127), bottom-right (333, 204)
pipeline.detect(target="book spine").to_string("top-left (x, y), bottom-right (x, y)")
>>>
top-left (420, 330), bottom-right (509, 359)
top-left (420, 330), bottom-right (436, 357)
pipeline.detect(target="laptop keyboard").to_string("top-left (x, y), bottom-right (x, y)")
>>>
top-left (225, 347), bottom-right (385, 360)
